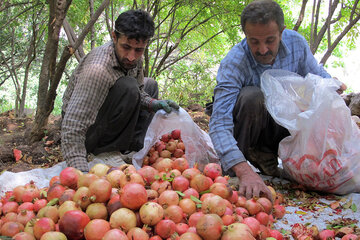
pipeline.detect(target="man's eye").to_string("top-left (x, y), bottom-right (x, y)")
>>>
top-left (135, 48), bottom-right (144, 52)
top-left (122, 45), bottom-right (131, 50)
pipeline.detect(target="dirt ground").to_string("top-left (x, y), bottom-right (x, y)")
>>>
top-left (0, 104), bottom-right (209, 173)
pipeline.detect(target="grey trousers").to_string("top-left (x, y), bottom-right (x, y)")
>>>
top-left (85, 77), bottom-right (158, 155)
top-left (231, 86), bottom-right (290, 175)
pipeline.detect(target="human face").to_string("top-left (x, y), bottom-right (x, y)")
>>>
top-left (244, 21), bottom-right (284, 65)
top-left (112, 32), bottom-right (148, 70)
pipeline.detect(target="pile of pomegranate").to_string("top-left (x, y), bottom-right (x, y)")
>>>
top-left (0, 129), bottom-right (358, 239)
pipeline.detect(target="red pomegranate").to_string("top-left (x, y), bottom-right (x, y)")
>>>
top-left (58, 210), bottom-right (90, 240)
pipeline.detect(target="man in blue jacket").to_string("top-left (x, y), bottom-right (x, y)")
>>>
top-left (209, 0), bottom-right (346, 200)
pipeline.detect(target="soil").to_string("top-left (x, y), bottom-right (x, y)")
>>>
top-left (0, 104), bottom-right (210, 173)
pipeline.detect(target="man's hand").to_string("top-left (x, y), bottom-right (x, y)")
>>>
top-left (232, 162), bottom-right (273, 202)
top-left (150, 99), bottom-right (179, 113)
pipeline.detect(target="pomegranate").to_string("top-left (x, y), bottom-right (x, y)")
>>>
top-left (203, 163), bottom-right (222, 180)
top-left (210, 182), bottom-right (233, 199)
top-left (0, 221), bottom-right (24, 237)
top-left (272, 204), bottom-right (286, 219)
top-left (155, 219), bottom-right (176, 239)
top-left (258, 225), bottom-right (271, 240)
top-left (179, 232), bottom-right (202, 240)
top-left (3, 212), bottom-right (17, 223)
top-left (222, 214), bottom-right (236, 226)
top-left (243, 217), bottom-right (261, 237)
top-left (166, 141), bottom-right (177, 152)
top-left (119, 172), bottom-right (145, 187)
top-left (107, 194), bottom-right (122, 216)
top-left (183, 188), bottom-right (199, 199)
top-left (341, 234), bottom-right (359, 240)
top-left (39, 231), bottom-right (67, 240)
top-left (12, 232), bottom-right (36, 240)
top-left (245, 198), bottom-right (262, 215)
top-left (17, 210), bottom-right (36, 226)
top-left (102, 229), bottom-right (128, 240)
top-left (182, 168), bottom-right (201, 181)
top-left (257, 197), bottom-right (273, 214)
top-left (109, 208), bottom-right (136, 232)
top-left (175, 223), bottom-right (189, 235)
top-left (60, 167), bottom-right (80, 189)
top-left (269, 229), bottom-right (284, 240)
top-left (201, 195), bottom-right (227, 216)
top-left (49, 176), bottom-right (60, 187)
top-left (2, 201), bottom-right (19, 214)
top-left (255, 211), bottom-right (270, 226)
top-left (139, 202), bottom-right (164, 226)
top-left (154, 158), bottom-right (173, 172)
top-left (267, 186), bottom-right (277, 201)
top-left (119, 183), bottom-right (147, 210)
top-left (235, 207), bottom-right (249, 218)
top-left (164, 205), bottom-right (185, 223)
top-left (151, 180), bottom-right (171, 194)
top-left (190, 174), bottom-right (211, 193)
top-left (319, 229), bottom-right (335, 240)
top-left (73, 186), bottom-right (92, 210)
top-left (137, 166), bottom-right (159, 186)
top-left (236, 195), bottom-right (247, 208)
top-left (221, 223), bottom-right (255, 240)
top-left (46, 183), bottom-right (66, 201)
top-left (188, 211), bottom-right (205, 227)
top-left (77, 173), bottom-right (99, 188)
top-left (173, 148), bottom-right (185, 158)
top-left (84, 219), bottom-right (111, 240)
top-left (228, 190), bottom-right (239, 204)
top-left (89, 163), bottom-right (110, 177)
top-left (86, 203), bottom-right (108, 220)
top-left (58, 200), bottom-right (81, 218)
top-left (196, 214), bottom-right (224, 240)
top-left (59, 189), bottom-right (76, 205)
top-left (18, 202), bottom-right (34, 212)
top-left (178, 198), bottom-right (196, 216)
top-left (171, 129), bottom-right (181, 139)
top-left (58, 210), bottom-right (90, 240)
top-left (172, 158), bottom-right (189, 172)
top-left (106, 169), bottom-right (125, 188)
top-left (33, 217), bottom-right (56, 240)
top-left (88, 178), bottom-right (112, 203)
top-left (158, 190), bottom-right (179, 207)
top-left (214, 176), bottom-right (229, 184)
top-left (36, 206), bottom-right (59, 224)
top-left (172, 175), bottom-right (190, 192)
top-left (33, 199), bottom-right (48, 213)
top-left (127, 227), bottom-right (149, 240)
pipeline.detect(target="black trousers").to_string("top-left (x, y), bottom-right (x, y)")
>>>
top-left (232, 86), bottom-right (290, 174)
top-left (85, 77), bottom-right (158, 155)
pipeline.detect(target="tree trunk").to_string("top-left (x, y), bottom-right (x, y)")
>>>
top-left (29, 0), bottom-right (110, 143)
top-left (29, 0), bottom-right (72, 142)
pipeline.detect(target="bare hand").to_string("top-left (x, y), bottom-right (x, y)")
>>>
top-left (232, 162), bottom-right (273, 202)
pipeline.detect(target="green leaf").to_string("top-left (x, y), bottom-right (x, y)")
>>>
top-left (176, 191), bottom-right (185, 197)
top-left (199, 189), bottom-right (211, 195)
top-left (190, 195), bottom-right (202, 204)
top-left (351, 203), bottom-right (357, 212)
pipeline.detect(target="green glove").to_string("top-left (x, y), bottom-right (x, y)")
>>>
top-left (150, 99), bottom-right (179, 113)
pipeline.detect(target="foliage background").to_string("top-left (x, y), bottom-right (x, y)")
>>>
top-left (0, 0), bottom-right (359, 116)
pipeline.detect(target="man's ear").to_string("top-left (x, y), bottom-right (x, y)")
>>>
top-left (111, 31), bottom-right (117, 43)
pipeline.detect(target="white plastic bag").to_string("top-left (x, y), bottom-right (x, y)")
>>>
top-left (261, 69), bottom-right (360, 194)
top-left (132, 107), bottom-right (219, 170)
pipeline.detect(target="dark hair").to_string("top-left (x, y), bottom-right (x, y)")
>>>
top-left (241, 0), bottom-right (284, 32)
top-left (114, 9), bottom-right (155, 41)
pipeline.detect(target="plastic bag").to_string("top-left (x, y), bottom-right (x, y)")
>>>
top-left (261, 69), bottom-right (360, 194)
top-left (132, 107), bottom-right (219, 170)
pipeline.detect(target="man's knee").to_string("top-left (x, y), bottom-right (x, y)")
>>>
top-left (144, 77), bottom-right (159, 99)
top-left (235, 86), bottom-right (265, 114)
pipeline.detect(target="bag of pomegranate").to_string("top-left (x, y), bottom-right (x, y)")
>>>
top-left (261, 69), bottom-right (360, 195)
top-left (132, 107), bottom-right (219, 170)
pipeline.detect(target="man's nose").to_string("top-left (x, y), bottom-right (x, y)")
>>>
top-left (258, 43), bottom-right (268, 55)
top-left (127, 50), bottom-right (136, 62)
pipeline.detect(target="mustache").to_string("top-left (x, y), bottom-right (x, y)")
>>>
top-left (255, 51), bottom-right (273, 57)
